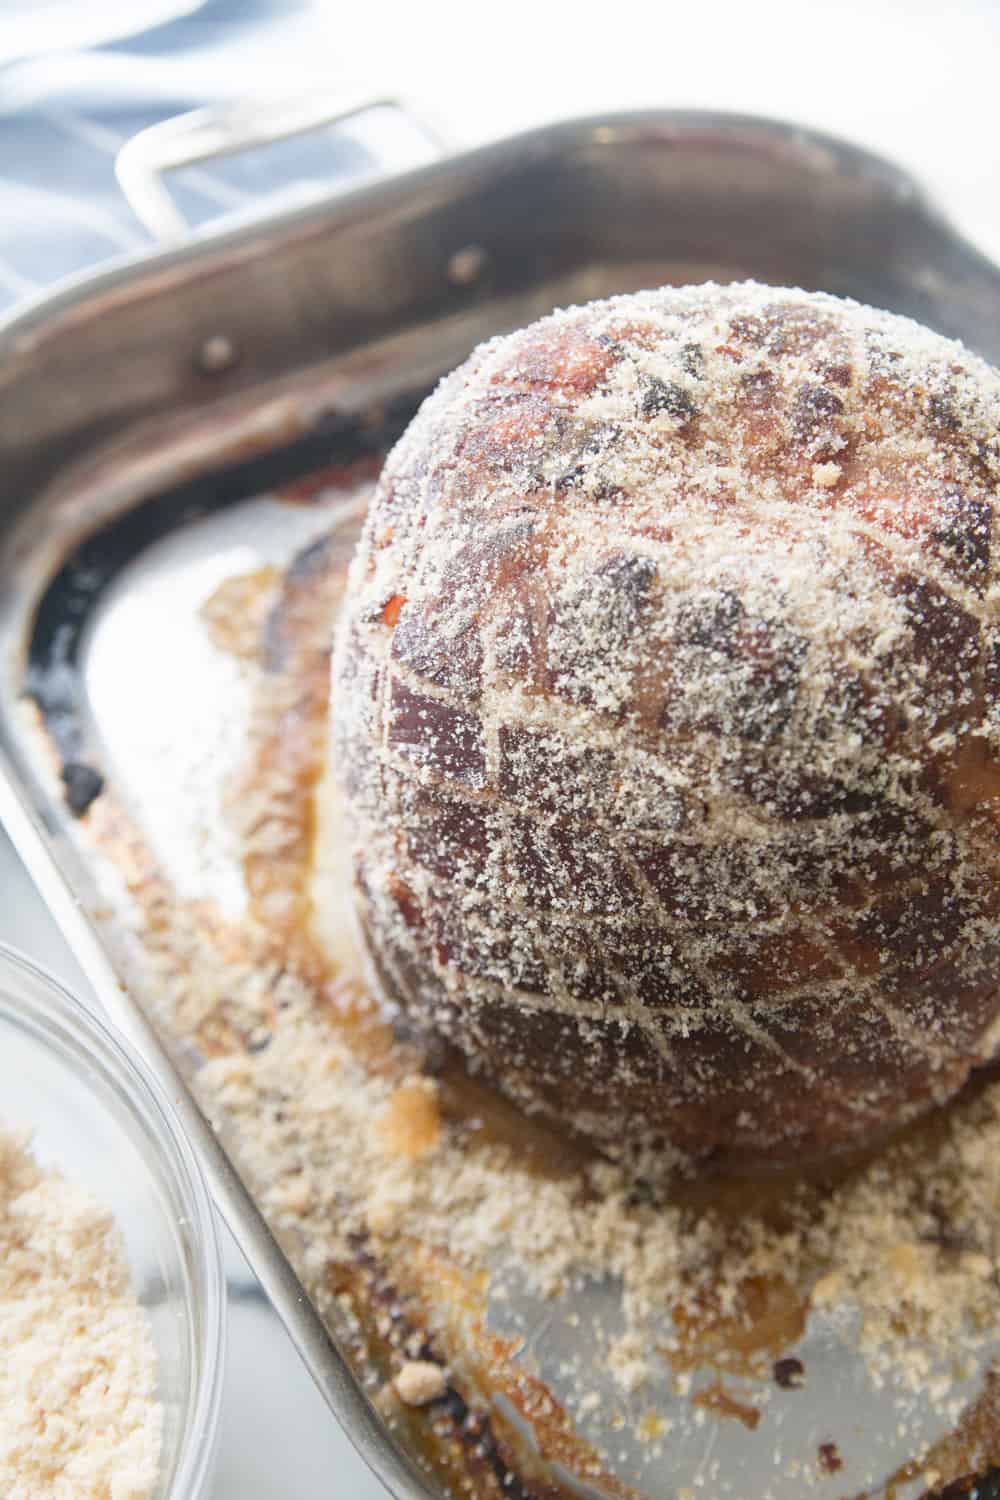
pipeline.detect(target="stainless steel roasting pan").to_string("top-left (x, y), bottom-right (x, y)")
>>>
top-left (2, 105), bottom-right (1000, 1500)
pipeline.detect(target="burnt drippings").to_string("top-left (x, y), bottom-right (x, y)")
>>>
top-left (929, 1469), bottom-right (1000, 1499)
top-left (772, 1356), bottom-right (805, 1389)
top-left (817, 1440), bottom-right (843, 1474)
top-left (61, 761), bottom-right (105, 818)
top-left (432, 1386), bottom-right (540, 1500)
top-left (25, 389), bottom-right (423, 810)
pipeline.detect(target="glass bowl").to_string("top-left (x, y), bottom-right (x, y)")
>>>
top-left (0, 941), bottom-right (225, 1499)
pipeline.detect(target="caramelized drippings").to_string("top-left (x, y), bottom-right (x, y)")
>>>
top-left (669, 1275), bottom-right (807, 1378)
top-left (692, 1380), bottom-right (761, 1431)
top-left (233, 520), bottom-right (360, 983)
top-left (201, 566), bottom-right (282, 660)
top-left (875, 1374), bottom-right (1000, 1500)
top-left (377, 1080), bottom-right (442, 1161)
top-left (438, 1065), bottom-right (597, 1182)
top-left (320, 978), bottom-right (398, 1070)
top-left (274, 454), bottom-right (383, 505)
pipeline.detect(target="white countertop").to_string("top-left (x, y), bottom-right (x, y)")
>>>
top-left (2, 3), bottom-right (999, 1495)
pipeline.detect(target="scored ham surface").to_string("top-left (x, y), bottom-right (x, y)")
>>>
top-left (330, 280), bottom-right (1000, 1172)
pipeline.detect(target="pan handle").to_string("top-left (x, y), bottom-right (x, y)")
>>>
top-left (115, 93), bottom-right (447, 240)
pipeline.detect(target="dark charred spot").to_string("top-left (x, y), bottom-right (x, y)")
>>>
top-left (498, 724), bottom-right (614, 819)
top-left (931, 1467), bottom-right (1000, 1499)
top-left (611, 925), bottom-right (709, 1011)
top-left (792, 383), bottom-right (844, 443)
top-left (815, 668), bottom-right (904, 751)
top-left (630, 839), bottom-right (779, 926)
top-left (894, 574), bottom-right (980, 677)
top-left (930, 489), bottom-right (992, 587)
top-left (773, 1356), bottom-right (805, 1389)
top-left (850, 882), bottom-right (977, 975)
top-left (439, 518), bottom-right (537, 604)
top-left (553, 462), bottom-right (586, 491)
top-left (822, 362), bottom-right (853, 388)
top-left (430, 905), bottom-right (551, 994)
top-left (595, 552), bottom-right (659, 619)
top-left (386, 679), bottom-right (486, 787)
top-left (987, 636), bottom-right (1000, 711)
top-left (552, 422), bottom-right (621, 491)
top-left (675, 590), bottom-right (745, 653)
top-left (550, 556), bottom-right (659, 704)
top-left (817, 1442), bottom-right (843, 1475)
top-left (390, 611), bottom-right (483, 699)
top-left (401, 787), bottom-right (494, 883)
top-left (506, 816), bottom-right (638, 915)
top-left (725, 757), bottom-right (881, 822)
top-left (559, 943), bottom-right (622, 1006)
top-left (62, 761), bottom-right (104, 817)
top-left (739, 368), bottom-right (777, 409)
top-left (680, 341), bottom-right (706, 378)
top-left (928, 390), bottom-right (962, 432)
top-left (641, 377), bottom-right (699, 423)
top-left (671, 595), bottom-right (805, 744)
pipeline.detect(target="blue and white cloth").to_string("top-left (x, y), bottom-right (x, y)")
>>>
top-left (0, 0), bottom-right (433, 310)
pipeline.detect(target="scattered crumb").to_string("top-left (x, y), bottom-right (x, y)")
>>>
top-left (810, 1272), bottom-right (845, 1307)
top-left (394, 1360), bottom-right (448, 1406)
top-left (811, 461), bottom-right (841, 487)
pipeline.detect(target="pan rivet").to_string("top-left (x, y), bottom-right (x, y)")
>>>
top-left (198, 334), bottom-right (239, 374)
top-left (447, 246), bottom-right (488, 287)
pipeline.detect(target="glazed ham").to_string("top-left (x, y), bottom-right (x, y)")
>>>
top-left (331, 281), bottom-right (1000, 1172)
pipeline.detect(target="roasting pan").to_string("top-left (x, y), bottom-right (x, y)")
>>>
top-left (2, 104), bottom-right (1000, 1500)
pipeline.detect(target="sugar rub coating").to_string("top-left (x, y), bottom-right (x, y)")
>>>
top-left (331, 280), bottom-right (1000, 1172)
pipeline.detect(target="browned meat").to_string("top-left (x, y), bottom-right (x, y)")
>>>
top-left (330, 280), bottom-right (1000, 1173)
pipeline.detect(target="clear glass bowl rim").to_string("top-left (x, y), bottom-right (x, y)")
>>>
top-left (0, 938), bottom-right (225, 1500)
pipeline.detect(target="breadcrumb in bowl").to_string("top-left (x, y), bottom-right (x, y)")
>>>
top-left (0, 945), bottom-right (224, 1500)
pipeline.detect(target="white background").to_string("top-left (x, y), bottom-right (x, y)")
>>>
top-left (2, 2), bottom-right (999, 1495)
